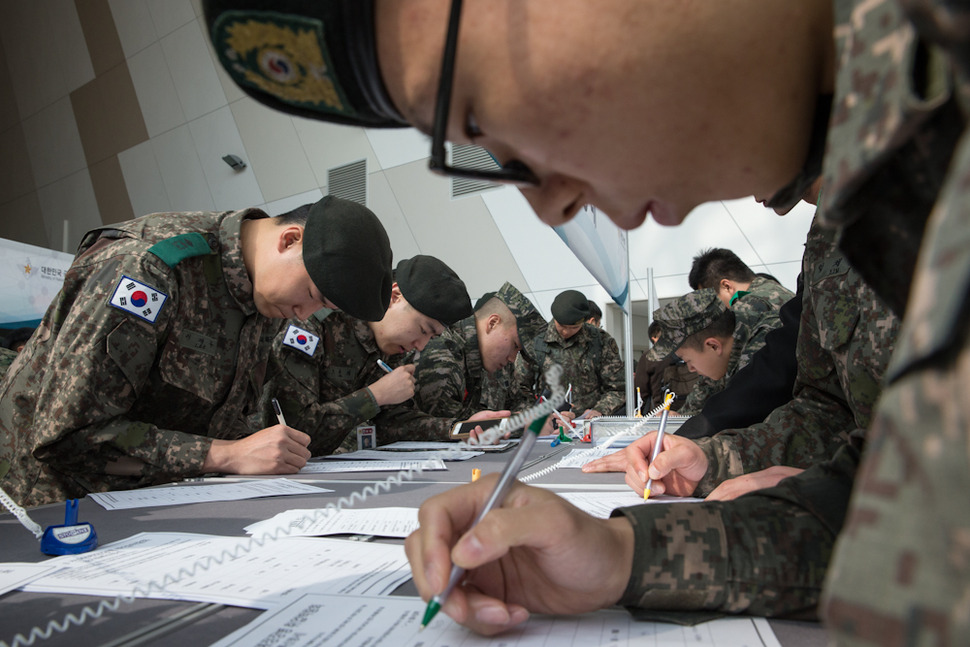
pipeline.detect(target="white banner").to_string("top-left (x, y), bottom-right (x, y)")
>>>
top-left (0, 238), bottom-right (73, 328)
top-left (552, 206), bottom-right (630, 312)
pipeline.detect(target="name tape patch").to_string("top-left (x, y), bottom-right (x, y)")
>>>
top-left (282, 324), bottom-right (319, 357)
top-left (109, 276), bottom-right (168, 324)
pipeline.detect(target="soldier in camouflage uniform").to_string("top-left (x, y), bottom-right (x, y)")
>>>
top-left (412, 282), bottom-right (546, 421)
top-left (257, 255), bottom-right (480, 456)
top-left (606, 214), bottom-right (900, 502)
top-left (648, 288), bottom-right (783, 416)
top-left (0, 196), bottom-right (392, 507)
top-left (688, 248), bottom-right (795, 312)
top-left (514, 290), bottom-right (624, 418)
top-left (206, 0), bottom-right (970, 640)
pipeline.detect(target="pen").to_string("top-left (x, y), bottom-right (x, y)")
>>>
top-left (376, 359), bottom-right (393, 373)
top-left (272, 397), bottom-right (287, 427)
top-left (420, 412), bottom-right (551, 629)
top-left (643, 392), bottom-right (675, 500)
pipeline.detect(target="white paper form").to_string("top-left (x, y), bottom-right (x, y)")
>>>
top-left (560, 491), bottom-right (703, 519)
top-left (0, 563), bottom-right (59, 596)
top-left (317, 449), bottom-right (480, 461)
top-left (88, 478), bottom-right (329, 510)
top-left (553, 447), bottom-right (625, 468)
top-left (299, 459), bottom-right (446, 473)
top-left (23, 532), bottom-right (411, 609)
top-left (379, 440), bottom-right (517, 452)
top-left (244, 507), bottom-right (419, 539)
top-left (210, 593), bottom-right (783, 647)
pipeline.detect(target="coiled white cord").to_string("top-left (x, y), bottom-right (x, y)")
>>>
top-left (0, 485), bottom-right (43, 540)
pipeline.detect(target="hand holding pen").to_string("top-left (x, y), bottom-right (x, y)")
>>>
top-left (404, 436), bottom-right (635, 634)
top-left (369, 359), bottom-right (416, 406)
top-left (643, 392), bottom-right (676, 499)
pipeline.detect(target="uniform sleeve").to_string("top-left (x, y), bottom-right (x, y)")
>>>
top-left (413, 334), bottom-right (471, 419)
top-left (591, 333), bottom-right (625, 415)
top-left (614, 432), bottom-right (859, 617)
top-left (25, 252), bottom-right (214, 488)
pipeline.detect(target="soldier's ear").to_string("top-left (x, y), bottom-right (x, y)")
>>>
top-left (277, 224), bottom-right (304, 253)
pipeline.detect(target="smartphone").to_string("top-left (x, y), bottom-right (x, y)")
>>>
top-left (450, 417), bottom-right (507, 440)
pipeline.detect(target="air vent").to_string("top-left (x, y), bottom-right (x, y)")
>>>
top-left (328, 159), bottom-right (367, 205)
top-left (450, 144), bottom-right (500, 198)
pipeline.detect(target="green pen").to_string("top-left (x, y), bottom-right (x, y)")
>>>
top-left (420, 412), bottom-right (551, 629)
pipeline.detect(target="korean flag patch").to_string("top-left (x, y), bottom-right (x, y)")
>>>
top-left (109, 276), bottom-right (168, 323)
top-left (283, 324), bottom-right (320, 357)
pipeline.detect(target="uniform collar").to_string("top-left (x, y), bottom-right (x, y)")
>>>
top-left (219, 208), bottom-right (268, 315)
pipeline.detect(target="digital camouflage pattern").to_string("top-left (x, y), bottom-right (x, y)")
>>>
top-left (258, 310), bottom-right (456, 457)
top-left (735, 275), bottom-right (795, 316)
top-left (0, 209), bottom-right (274, 507)
top-left (818, 0), bottom-right (970, 642)
top-left (413, 316), bottom-right (491, 419)
top-left (413, 283), bottom-right (544, 418)
top-left (678, 293), bottom-right (786, 415)
top-left (693, 214), bottom-right (899, 495)
top-left (513, 321), bottom-right (625, 415)
top-left (647, 288), bottom-right (726, 361)
top-left (0, 348), bottom-right (18, 382)
top-left (615, 0), bottom-right (970, 637)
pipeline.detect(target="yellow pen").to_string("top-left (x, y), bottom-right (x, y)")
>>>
top-left (643, 392), bottom-right (674, 500)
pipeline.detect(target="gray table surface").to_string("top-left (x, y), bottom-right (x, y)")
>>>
top-left (0, 441), bottom-right (828, 646)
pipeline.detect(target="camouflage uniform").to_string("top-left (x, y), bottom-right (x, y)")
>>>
top-left (0, 209), bottom-right (274, 507)
top-left (692, 215), bottom-right (899, 494)
top-left (257, 310), bottom-right (455, 457)
top-left (678, 295), bottom-right (785, 416)
top-left (413, 282), bottom-right (545, 419)
top-left (0, 348), bottom-right (18, 381)
top-left (818, 1), bottom-right (970, 643)
top-left (734, 275), bottom-right (794, 313)
top-left (513, 322), bottom-right (625, 415)
top-left (614, 0), bottom-right (969, 636)
top-left (413, 316), bottom-right (492, 419)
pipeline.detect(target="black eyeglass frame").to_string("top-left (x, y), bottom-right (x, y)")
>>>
top-left (428, 0), bottom-right (540, 187)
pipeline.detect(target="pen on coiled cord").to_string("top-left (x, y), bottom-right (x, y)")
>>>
top-left (420, 412), bottom-right (552, 629)
top-left (272, 397), bottom-right (287, 427)
top-left (643, 392), bottom-right (675, 500)
top-left (377, 359), bottom-right (393, 373)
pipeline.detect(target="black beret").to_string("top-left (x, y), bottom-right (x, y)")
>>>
top-left (551, 290), bottom-right (591, 325)
top-left (302, 196), bottom-right (392, 321)
top-left (204, 0), bottom-right (407, 128)
top-left (395, 255), bottom-right (472, 326)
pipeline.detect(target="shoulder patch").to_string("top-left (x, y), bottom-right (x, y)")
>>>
top-left (147, 233), bottom-right (214, 268)
top-left (282, 324), bottom-right (320, 357)
top-left (110, 276), bottom-right (168, 323)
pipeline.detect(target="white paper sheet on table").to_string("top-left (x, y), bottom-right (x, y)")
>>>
top-left (88, 478), bottom-right (329, 510)
top-left (245, 506), bottom-right (419, 539)
top-left (553, 447), bottom-right (626, 468)
top-left (378, 440), bottom-right (517, 452)
top-left (316, 449), bottom-right (480, 461)
top-left (0, 563), bottom-right (59, 596)
top-left (299, 459), bottom-right (446, 473)
top-left (210, 593), bottom-right (782, 647)
top-left (560, 490), bottom-right (703, 518)
top-left (23, 532), bottom-right (411, 609)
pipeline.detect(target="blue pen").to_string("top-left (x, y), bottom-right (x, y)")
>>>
top-left (376, 359), bottom-right (393, 373)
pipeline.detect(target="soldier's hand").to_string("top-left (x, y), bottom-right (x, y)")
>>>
top-left (369, 364), bottom-right (416, 406)
top-left (622, 432), bottom-right (707, 497)
top-left (405, 475), bottom-right (634, 636)
top-left (467, 410), bottom-right (512, 444)
top-left (204, 425), bottom-right (311, 474)
top-left (706, 466), bottom-right (804, 501)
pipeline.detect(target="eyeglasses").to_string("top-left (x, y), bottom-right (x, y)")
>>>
top-left (428, 0), bottom-right (540, 187)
